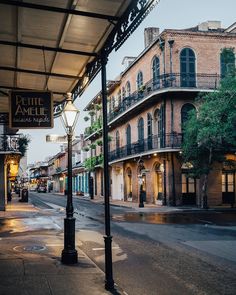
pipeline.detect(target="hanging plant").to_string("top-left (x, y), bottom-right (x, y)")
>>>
top-left (84, 116), bottom-right (90, 122)
top-left (89, 143), bottom-right (97, 150)
top-left (18, 135), bottom-right (31, 157)
top-left (89, 110), bottom-right (95, 116)
top-left (82, 146), bottom-right (89, 152)
top-left (96, 139), bottom-right (103, 146)
top-left (108, 135), bottom-right (113, 142)
top-left (95, 104), bottom-right (102, 111)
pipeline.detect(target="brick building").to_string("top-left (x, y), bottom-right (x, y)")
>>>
top-left (84, 21), bottom-right (236, 207)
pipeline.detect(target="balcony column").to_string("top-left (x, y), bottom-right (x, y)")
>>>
top-left (101, 50), bottom-right (114, 291)
top-left (163, 158), bottom-right (167, 206)
top-left (0, 155), bottom-right (6, 210)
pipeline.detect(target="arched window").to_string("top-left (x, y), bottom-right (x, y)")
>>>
top-left (154, 109), bottom-right (161, 135)
top-left (126, 167), bottom-right (132, 200)
top-left (180, 48), bottom-right (196, 87)
top-left (147, 113), bottom-right (153, 149)
top-left (118, 90), bottom-right (121, 105)
top-left (154, 107), bottom-right (164, 148)
top-left (181, 103), bottom-right (196, 130)
top-left (220, 48), bottom-right (235, 78)
top-left (116, 130), bottom-right (120, 157)
top-left (152, 56), bottom-right (160, 89)
top-left (137, 71), bottom-right (143, 90)
top-left (126, 124), bottom-right (131, 155)
top-left (138, 117), bottom-right (144, 152)
top-left (126, 81), bottom-right (131, 96)
top-left (122, 87), bottom-right (126, 99)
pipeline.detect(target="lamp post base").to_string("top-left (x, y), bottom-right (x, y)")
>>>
top-left (61, 249), bottom-right (78, 264)
top-left (61, 217), bottom-right (78, 265)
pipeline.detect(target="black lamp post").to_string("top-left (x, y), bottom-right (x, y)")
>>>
top-left (61, 93), bottom-right (79, 265)
top-left (138, 159), bottom-right (144, 208)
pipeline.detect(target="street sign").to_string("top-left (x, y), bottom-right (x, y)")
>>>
top-left (46, 134), bottom-right (67, 143)
top-left (9, 90), bottom-right (53, 129)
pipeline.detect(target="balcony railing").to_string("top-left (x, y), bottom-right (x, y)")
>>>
top-left (109, 133), bottom-right (182, 162)
top-left (108, 73), bottom-right (220, 122)
top-left (0, 134), bottom-right (21, 153)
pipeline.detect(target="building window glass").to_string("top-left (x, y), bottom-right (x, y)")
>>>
top-left (126, 81), bottom-right (131, 96)
top-left (222, 170), bottom-right (235, 204)
top-left (138, 117), bottom-right (144, 152)
top-left (220, 48), bottom-right (235, 78)
top-left (180, 48), bottom-right (196, 87)
top-left (116, 130), bottom-right (120, 157)
top-left (152, 56), bottom-right (160, 88)
top-left (137, 71), bottom-right (143, 90)
top-left (122, 87), bottom-right (126, 99)
top-left (147, 113), bottom-right (152, 149)
top-left (126, 124), bottom-right (131, 155)
top-left (181, 103), bottom-right (196, 130)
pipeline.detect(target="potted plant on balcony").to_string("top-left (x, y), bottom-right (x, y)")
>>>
top-left (82, 146), bottom-right (89, 152)
top-left (138, 85), bottom-right (146, 93)
top-left (96, 139), bottom-right (103, 146)
top-left (88, 110), bottom-right (95, 117)
top-left (95, 104), bottom-right (102, 111)
top-left (18, 135), bottom-right (31, 157)
top-left (84, 116), bottom-right (90, 122)
top-left (89, 143), bottom-right (97, 150)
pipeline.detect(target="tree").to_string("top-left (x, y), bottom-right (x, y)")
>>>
top-left (18, 135), bottom-right (31, 157)
top-left (182, 73), bottom-right (236, 208)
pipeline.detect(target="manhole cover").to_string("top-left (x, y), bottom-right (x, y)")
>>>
top-left (13, 245), bottom-right (46, 252)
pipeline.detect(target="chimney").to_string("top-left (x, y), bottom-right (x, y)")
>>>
top-left (198, 21), bottom-right (221, 31)
top-left (144, 27), bottom-right (159, 48)
top-left (122, 56), bottom-right (136, 69)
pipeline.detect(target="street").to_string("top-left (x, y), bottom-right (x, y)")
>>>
top-left (29, 192), bottom-right (236, 295)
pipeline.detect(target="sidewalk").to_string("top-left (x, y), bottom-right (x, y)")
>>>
top-left (0, 196), bottom-right (122, 295)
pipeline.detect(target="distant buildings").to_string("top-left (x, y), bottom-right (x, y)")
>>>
top-left (26, 20), bottom-right (236, 208)
top-left (0, 113), bottom-right (29, 210)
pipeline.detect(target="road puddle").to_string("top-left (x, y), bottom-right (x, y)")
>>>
top-left (112, 211), bottom-right (236, 225)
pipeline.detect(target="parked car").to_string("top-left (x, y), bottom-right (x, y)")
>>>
top-left (37, 185), bottom-right (47, 193)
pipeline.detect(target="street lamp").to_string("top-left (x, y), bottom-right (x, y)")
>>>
top-left (138, 158), bottom-right (145, 208)
top-left (60, 93), bottom-right (79, 264)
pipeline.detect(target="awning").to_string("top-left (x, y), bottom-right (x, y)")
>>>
top-left (0, 0), bottom-right (158, 117)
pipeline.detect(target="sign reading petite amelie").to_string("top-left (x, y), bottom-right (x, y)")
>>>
top-left (9, 91), bottom-right (53, 129)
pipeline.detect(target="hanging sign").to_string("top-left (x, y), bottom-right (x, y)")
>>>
top-left (46, 134), bottom-right (67, 143)
top-left (9, 91), bottom-right (53, 129)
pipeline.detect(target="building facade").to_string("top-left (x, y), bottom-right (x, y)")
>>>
top-left (84, 21), bottom-right (236, 207)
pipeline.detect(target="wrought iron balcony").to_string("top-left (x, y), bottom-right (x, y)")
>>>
top-left (0, 134), bottom-right (21, 153)
top-left (109, 133), bottom-right (182, 162)
top-left (108, 73), bottom-right (220, 122)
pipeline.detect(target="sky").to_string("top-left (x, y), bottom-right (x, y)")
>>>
top-left (26, 0), bottom-right (236, 164)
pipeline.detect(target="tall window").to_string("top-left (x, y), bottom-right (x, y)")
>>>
top-left (181, 103), bottom-right (196, 131)
top-left (137, 71), bottom-right (143, 90)
top-left (180, 48), bottom-right (196, 87)
top-left (126, 124), bottom-right (131, 155)
top-left (126, 81), bottom-right (131, 96)
top-left (118, 90), bottom-right (121, 105)
top-left (116, 130), bottom-right (120, 157)
top-left (147, 113), bottom-right (152, 149)
top-left (220, 48), bottom-right (235, 78)
top-left (152, 56), bottom-right (160, 88)
top-left (122, 87), bottom-right (126, 99)
top-left (138, 117), bottom-right (144, 152)
top-left (222, 170), bottom-right (235, 204)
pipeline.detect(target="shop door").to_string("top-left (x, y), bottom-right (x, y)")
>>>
top-left (222, 171), bottom-right (235, 204)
